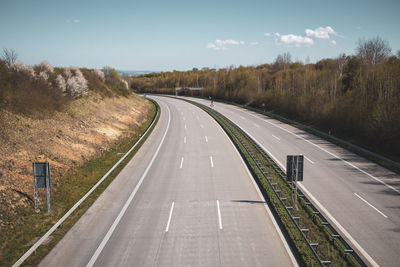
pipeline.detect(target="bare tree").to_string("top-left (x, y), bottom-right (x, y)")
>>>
top-left (272, 52), bottom-right (292, 71)
top-left (1, 48), bottom-right (18, 66)
top-left (282, 52), bottom-right (292, 65)
top-left (337, 53), bottom-right (348, 79)
top-left (356, 37), bottom-right (391, 66)
top-left (102, 66), bottom-right (112, 76)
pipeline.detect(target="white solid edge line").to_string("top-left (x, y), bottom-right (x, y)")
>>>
top-left (354, 193), bottom-right (388, 219)
top-left (165, 202), bottom-right (175, 232)
top-left (13, 101), bottom-right (160, 267)
top-left (233, 105), bottom-right (399, 195)
top-left (216, 200), bottom-right (223, 229)
top-left (86, 103), bottom-right (171, 267)
top-left (180, 157), bottom-right (184, 169)
top-left (206, 112), bottom-right (299, 267)
top-left (227, 119), bottom-right (379, 267)
top-left (210, 156), bottom-right (214, 168)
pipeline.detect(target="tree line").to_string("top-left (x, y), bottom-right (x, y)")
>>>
top-left (131, 37), bottom-right (400, 161)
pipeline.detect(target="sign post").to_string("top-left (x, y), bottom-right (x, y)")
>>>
top-left (286, 155), bottom-right (304, 210)
top-left (33, 162), bottom-right (51, 213)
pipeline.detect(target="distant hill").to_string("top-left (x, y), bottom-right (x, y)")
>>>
top-left (117, 70), bottom-right (157, 77)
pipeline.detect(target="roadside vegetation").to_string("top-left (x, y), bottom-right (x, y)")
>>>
top-left (0, 49), bottom-right (155, 266)
top-left (132, 37), bottom-right (400, 164)
top-left (0, 49), bottom-right (130, 117)
top-left (1, 101), bottom-right (157, 266)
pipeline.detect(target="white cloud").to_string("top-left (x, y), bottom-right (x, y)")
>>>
top-left (72, 19), bottom-right (80, 23)
top-left (215, 39), bottom-right (244, 45)
top-left (305, 26), bottom-right (336, 39)
top-left (250, 42), bottom-right (259, 45)
top-left (206, 39), bottom-right (244, 51)
top-left (275, 33), bottom-right (314, 47)
top-left (330, 40), bottom-right (337, 45)
top-left (264, 32), bottom-right (271, 36)
top-left (206, 43), bottom-right (227, 51)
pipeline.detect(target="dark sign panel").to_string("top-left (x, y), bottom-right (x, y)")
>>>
top-left (33, 162), bottom-right (50, 188)
top-left (286, 155), bottom-right (304, 182)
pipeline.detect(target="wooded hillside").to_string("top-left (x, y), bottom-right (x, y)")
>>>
top-left (132, 37), bottom-right (400, 161)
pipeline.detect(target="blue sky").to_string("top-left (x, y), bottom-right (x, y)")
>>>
top-left (1, 0), bottom-right (399, 71)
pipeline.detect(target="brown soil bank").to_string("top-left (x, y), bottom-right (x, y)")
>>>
top-left (0, 92), bottom-right (150, 229)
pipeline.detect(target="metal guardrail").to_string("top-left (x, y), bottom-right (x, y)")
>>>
top-left (190, 100), bottom-right (366, 267)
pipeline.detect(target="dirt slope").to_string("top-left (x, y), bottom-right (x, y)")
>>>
top-left (0, 93), bottom-right (150, 229)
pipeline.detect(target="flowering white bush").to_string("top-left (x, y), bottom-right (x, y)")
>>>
top-left (55, 74), bottom-right (67, 94)
top-left (39, 61), bottom-right (54, 73)
top-left (10, 61), bottom-right (35, 78)
top-left (121, 79), bottom-right (128, 89)
top-left (7, 60), bottom-right (92, 100)
top-left (37, 71), bottom-right (49, 82)
top-left (93, 69), bottom-right (105, 81)
top-left (64, 68), bottom-right (72, 78)
top-left (64, 67), bottom-right (88, 98)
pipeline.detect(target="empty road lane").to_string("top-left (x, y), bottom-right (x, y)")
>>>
top-left (40, 96), bottom-right (296, 266)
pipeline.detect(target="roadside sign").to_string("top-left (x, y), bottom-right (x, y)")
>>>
top-left (286, 155), bottom-right (303, 182)
top-left (33, 162), bottom-right (51, 212)
top-left (33, 162), bottom-right (50, 188)
top-left (287, 155), bottom-right (304, 210)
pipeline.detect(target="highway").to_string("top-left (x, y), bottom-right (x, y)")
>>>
top-left (40, 96), bottom-right (296, 266)
top-left (186, 96), bottom-right (400, 266)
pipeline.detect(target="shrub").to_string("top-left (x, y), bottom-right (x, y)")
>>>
top-left (121, 79), bottom-right (128, 89)
top-left (10, 61), bottom-right (35, 78)
top-left (38, 61), bottom-right (54, 73)
top-left (93, 69), bottom-right (105, 81)
top-left (64, 67), bottom-right (88, 98)
top-left (0, 58), bottom-right (130, 117)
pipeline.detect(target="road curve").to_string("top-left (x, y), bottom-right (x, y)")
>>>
top-left (185, 96), bottom-right (400, 266)
top-left (40, 96), bottom-right (296, 266)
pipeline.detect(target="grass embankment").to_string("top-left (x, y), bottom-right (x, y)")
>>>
top-left (187, 99), bottom-right (364, 266)
top-left (1, 99), bottom-right (158, 267)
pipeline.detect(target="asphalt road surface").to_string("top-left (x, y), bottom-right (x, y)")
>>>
top-left (186, 96), bottom-right (400, 266)
top-left (40, 96), bottom-right (296, 267)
